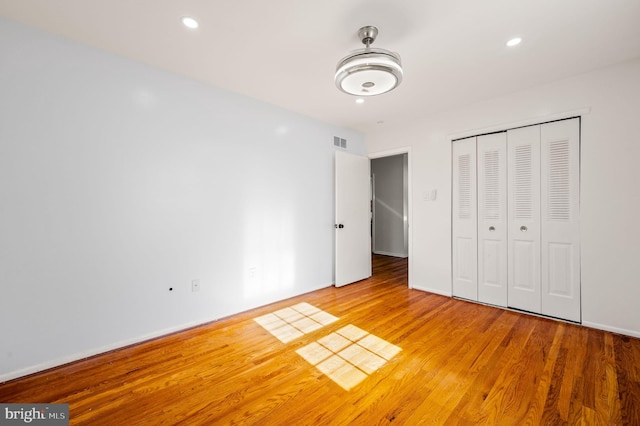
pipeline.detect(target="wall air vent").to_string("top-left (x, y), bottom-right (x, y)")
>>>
top-left (333, 136), bottom-right (347, 149)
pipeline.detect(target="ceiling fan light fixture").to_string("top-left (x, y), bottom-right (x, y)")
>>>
top-left (335, 26), bottom-right (403, 96)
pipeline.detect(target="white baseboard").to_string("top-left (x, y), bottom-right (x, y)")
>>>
top-left (1, 282), bottom-right (337, 384)
top-left (0, 318), bottom-right (221, 383)
top-left (581, 321), bottom-right (640, 339)
top-left (8, 285), bottom-right (635, 383)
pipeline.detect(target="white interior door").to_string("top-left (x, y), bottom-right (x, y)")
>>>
top-left (540, 118), bottom-right (581, 321)
top-left (507, 125), bottom-right (542, 313)
top-left (335, 151), bottom-right (371, 287)
top-left (477, 133), bottom-right (508, 306)
top-left (452, 137), bottom-right (478, 301)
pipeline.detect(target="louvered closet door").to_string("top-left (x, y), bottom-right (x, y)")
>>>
top-left (541, 118), bottom-right (581, 321)
top-left (452, 137), bottom-right (477, 301)
top-left (477, 133), bottom-right (508, 306)
top-left (507, 125), bottom-right (542, 313)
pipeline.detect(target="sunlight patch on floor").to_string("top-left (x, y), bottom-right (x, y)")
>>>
top-left (296, 324), bottom-right (402, 391)
top-left (253, 302), bottom-right (339, 343)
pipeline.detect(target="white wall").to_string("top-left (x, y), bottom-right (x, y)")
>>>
top-left (0, 18), bottom-right (364, 381)
top-left (372, 155), bottom-right (408, 257)
top-left (367, 58), bottom-right (640, 338)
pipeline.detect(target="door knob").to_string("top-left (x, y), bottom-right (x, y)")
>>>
top-left (489, 226), bottom-right (495, 232)
top-left (520, 225), bottom-right (528, 232)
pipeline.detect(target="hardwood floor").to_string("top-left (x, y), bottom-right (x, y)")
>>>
top-left (1, 255), bottom-right (639, 425)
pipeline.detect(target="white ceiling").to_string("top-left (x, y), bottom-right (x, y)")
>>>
top-left (2, 0), bottom-right (640, 134)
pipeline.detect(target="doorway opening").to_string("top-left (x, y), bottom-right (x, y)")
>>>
top-left (369, 150), bottom-right (410, 284)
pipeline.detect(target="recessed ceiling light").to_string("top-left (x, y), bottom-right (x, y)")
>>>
top-left (355, 98), bottom-right (365, 104)
top-left (506, 37), bottom-right (522, 47)
top-left (182, 16), bottom-right (199, 29)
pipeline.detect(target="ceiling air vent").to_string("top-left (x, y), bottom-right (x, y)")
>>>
top-left (333, 136), bottom-right (347, 149)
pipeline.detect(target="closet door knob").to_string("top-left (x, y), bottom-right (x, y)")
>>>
top-left (489, 226), bottom-right (495, 232)
top-left (520, 225), bottom-right (528, 232)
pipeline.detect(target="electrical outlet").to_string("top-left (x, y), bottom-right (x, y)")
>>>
top-left (192, 279), bottom-right (200, 292)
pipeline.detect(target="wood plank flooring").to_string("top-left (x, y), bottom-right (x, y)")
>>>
top-left (1, 255), bottom-right (639, 425)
